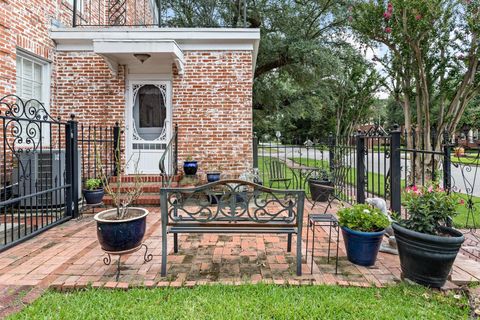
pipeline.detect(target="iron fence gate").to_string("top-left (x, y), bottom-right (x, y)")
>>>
top-left (0, 95), bottom-right (79, 251)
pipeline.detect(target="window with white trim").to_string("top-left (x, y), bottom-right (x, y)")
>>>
top-left (16, 51), bottom-right (50, 109)
top-left (16, 50), bottom-right (51, 146)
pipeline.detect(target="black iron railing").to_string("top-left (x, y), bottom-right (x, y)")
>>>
top-left (159, 124), bottom-right (178, 187)
top-left (0, 96), bottom-right (79, 251)
top-left (71, 0), bottom-right (247, 28)
top-left (253, 126), bottom-right (480, 229)
top-left (78, 122), bottom-right (119, 183)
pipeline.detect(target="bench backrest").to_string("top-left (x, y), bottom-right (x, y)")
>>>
top-left (160, 179), bottom-right (305, 227)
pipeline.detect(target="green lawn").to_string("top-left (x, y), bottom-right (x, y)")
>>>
top-left (9, 285), bottom-right (469, 320)
top-left (451, 155), bottom-right (480, 166)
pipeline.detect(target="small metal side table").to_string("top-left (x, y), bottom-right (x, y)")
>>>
top-left (305, 214), bottom-right (340, 274)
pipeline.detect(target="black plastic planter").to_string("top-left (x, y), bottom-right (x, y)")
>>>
top-left (341, 226), bottom-right (385, 266)
top-left (83, 188), bottom-right (104, 204)
top-left (94, 208), bottom-right (149, 252)
top-left (392, 223), bottom-right (464, 288)
top-left (308, 179), bottom-right (333, 202)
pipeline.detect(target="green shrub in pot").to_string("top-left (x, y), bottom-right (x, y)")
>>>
top-left (338, 204), bottom-right (390, 266)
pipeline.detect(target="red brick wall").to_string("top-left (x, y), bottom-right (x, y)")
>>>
top-left (173, 51), bottom-right (253, 177)
top-left (54, 52), bottom-right (126, 125)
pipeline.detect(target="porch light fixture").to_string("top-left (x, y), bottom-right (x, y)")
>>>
top-left (134, 53), bottom-right (151, 64)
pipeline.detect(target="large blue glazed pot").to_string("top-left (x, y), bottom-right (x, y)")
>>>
top-left (392, 223), bottom-right (464, 288)
top-left (341, 226), bottom-right (385, 266)
top-left (83, 188), bottom-right (104, 205)
top-left (94, 208), bottom-right (149, 252)
top-left (183, 161), bottom-right (198, 176)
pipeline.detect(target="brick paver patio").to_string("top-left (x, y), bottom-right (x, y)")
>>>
top-left (0, 203), bottom-right (479, 293)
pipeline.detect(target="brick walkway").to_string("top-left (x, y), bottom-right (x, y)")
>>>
top-left (0, 204), bottom-right (479, 293)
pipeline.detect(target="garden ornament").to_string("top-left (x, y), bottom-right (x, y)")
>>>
top-left (366, 197), bottom-right (398, 255)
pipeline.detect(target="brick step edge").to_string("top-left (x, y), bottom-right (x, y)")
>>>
top-left (109, 175), bottom-right (182, 183)
top-left (107, 184), bottom-right (178, 193)
top-left (103, 195), bottom-right (160, 206)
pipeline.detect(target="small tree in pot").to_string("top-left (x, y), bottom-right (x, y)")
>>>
top-left (94, 150), bottom-right (148, 253)
top-left (393, 184), bottom-right (464, 288)
top-left (338, 203), bottom-right (390, 266)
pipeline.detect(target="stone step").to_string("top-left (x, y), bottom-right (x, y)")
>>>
top-left (108, 175), bottom-right (181, 183)
top-left (107, 182), bottom-right (179, 193)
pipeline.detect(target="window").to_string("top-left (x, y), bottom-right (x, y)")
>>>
top-left (66, 0), bottom-right (84, 13)
top-left (16, 50), bottom-right (51, 146)
top-left (16, 50), bottom-right (50, 110)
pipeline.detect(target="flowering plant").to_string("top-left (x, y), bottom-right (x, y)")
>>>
top-left (338, 204), bottom-right (390, 232)
top-left (400, 183), bottom-right (459, 235)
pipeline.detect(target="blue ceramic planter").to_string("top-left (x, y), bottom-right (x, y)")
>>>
top-left (94, 208), bottom-right (149, 252)
top-left (207, 172), bottom-right (221, 183)
top-left (83, 188), bottom-right (104, 204)
top-left (183, 161), bottom-right (198, 176)
top-left (341, 226), bottom-right (385, 266)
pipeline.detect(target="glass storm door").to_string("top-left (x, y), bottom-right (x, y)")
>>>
top-left (126, 81), bottom-right (171, 174)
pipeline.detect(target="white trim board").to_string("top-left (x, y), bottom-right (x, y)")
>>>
top-left (50, 28), bottom-right (260, 71)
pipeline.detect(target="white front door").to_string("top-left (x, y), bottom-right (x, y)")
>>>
top-left (126, 80), bottom-right (171, 174)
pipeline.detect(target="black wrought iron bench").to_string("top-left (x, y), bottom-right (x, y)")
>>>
top-left (160, 179), bottom-right (305, 276)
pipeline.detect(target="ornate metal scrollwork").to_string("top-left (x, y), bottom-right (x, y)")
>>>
top-left (451, 149), bottom-right (480, 232)
top-left (0, 95), bottom-right (63, 182)
top-left (166, 180), bottom-right (300, 224)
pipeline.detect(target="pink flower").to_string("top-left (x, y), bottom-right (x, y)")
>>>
top-left (459, 199), bottom-right (465, 205)
top-left (415, 14), bottom-right (422, 20)
top-left (348, 6), bottom-right (353, 12)
top-left (348, 16), bottom-right (353, 22)
top-left (428, 185), bottom-right (434, 192)
top-left (412, 185), bottom-right (418, 192)
top-left (385, 27), bottom-right (392, 33)
top-left (383, 11), bottom-right (392, 19)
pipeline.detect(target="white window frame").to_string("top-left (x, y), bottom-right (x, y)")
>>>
top-left (16, 49), bottom-right (52, 147)
top-left (16, 49), bottom-right (51, 112)
top-left (65, 0), bottom-right (84, 14)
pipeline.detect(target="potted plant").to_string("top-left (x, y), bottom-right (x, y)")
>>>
top-left (308, 169), bottom-right (333, 202)
top-left (183, 155), bottom-right (198, 176)
top-left (392, 184), bottom-right (465, 288)
top-left (206, 164), bottom-right (222, 183)
top-left (93, 149), bottom-right (148, 253)
top-left (338, 203), bottom-right (390, 266)
top-left (82, 178), bottom-right (104, 204)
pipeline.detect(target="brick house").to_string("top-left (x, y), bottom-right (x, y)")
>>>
top-left (0, 0), bottom-right (260, 177)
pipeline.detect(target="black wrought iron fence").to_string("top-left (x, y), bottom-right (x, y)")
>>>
top-left (78, 122), bottom-right (119, 184)
top-left (0, 95), bottom-right (79, 250)
top-left (254, 126), bottom-right (480, 233)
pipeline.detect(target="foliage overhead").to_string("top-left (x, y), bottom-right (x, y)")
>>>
top-left (351, 0), bottom-right (479, 149)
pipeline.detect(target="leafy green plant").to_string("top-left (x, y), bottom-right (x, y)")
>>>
top-left (400, 183), bottom-right (460, 235)
top-left (338, 203), bottom-right (390, 232)
top-left (85, 178), bottom-right (102, 190)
